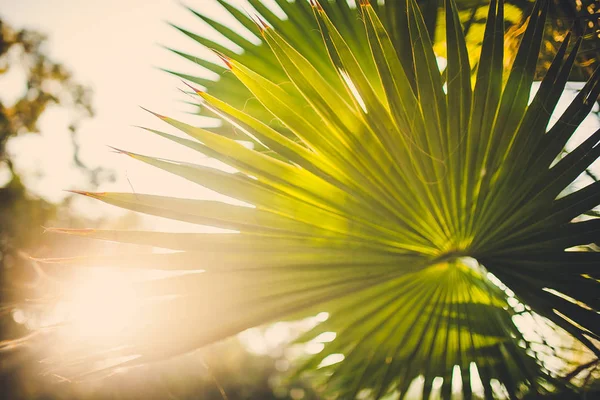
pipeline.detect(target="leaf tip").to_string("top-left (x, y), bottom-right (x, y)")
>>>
top-left (181, 79), bottom-right (204, 95)
top-left (106, 145), bottom-right (134, 157)
top-left (64, 189), bottom-right (88, 196)
top-left (211, 49), bottom-right (232, 69)
top-left (139, 106), bottom-right (167, 120)
top-left (65, 190), bottom-right (105, 198)
top-left (309, 0), bottom-right (323, 11)
top-left (44, 227), bottom-right (96, 236)
top-left (253, 14), bottom-right (269, 32)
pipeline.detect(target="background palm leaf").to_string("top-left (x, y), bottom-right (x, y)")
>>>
top-left (40, 0), bottom-right (600, 398)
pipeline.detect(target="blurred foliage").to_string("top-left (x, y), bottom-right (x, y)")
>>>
top-left (2, 335), bottom-right (321, 400)
top-left (0, 20), bottom-right (93, 150)
top-left (525, 0), bottom-right (600, 80)
top-left (0, 17), bottom-right (99, 275)
top-left (427, 0), bottom-right (600, 80)
top-left (0, 17), bottom-right (95, 398)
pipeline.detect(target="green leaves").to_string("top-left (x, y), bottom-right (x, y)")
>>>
top-left (42, 0), bottom-right (600, 398)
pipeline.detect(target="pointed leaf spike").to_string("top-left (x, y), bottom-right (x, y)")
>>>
top-left (180, 80), bottom-right (203, 95)
top-left (64, 190), bottom-right (104, 198)
top-left (107, 145), bottom-right (124, 153)
top-left (106, 145), bottom-right (136, 158)
top-left (44, 227), bottom-right (96, 236)
top-left (211, 49), bottom-right (232, 69)
top-left (64, 189), bottom-right (89, 196)
top-left (254, 14), bottom-right (269, 32)
top-left (245, 11), bottom-right (263, 32)
top-left (139, 106), bottom-right (167, 120)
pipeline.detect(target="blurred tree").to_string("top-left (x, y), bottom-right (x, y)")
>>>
top-left (0, 16), bottom-right (96, 335)
top-left (0, 17), bottom-right (98, 399)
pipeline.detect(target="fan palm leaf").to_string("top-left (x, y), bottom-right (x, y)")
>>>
top-left (41, 0), bottom-right (600, 398)
top-left (165, 0), bottom-right (600, 143)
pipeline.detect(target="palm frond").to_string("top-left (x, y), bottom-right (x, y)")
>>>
top-left (168, 0), bottom-right (600, 144)
top-left (38, 0), bottom-right (600, 398)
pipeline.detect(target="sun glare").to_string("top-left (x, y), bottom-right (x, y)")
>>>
top-left (60, 268), bottom-right (141, 345)
top-left (18, 267), bottom-right (180, 354)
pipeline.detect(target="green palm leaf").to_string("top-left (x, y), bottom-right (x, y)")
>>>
top-left (42, 0), bottom-right (600, 397)
top-left (166, 0), bottom-right (600, 145)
